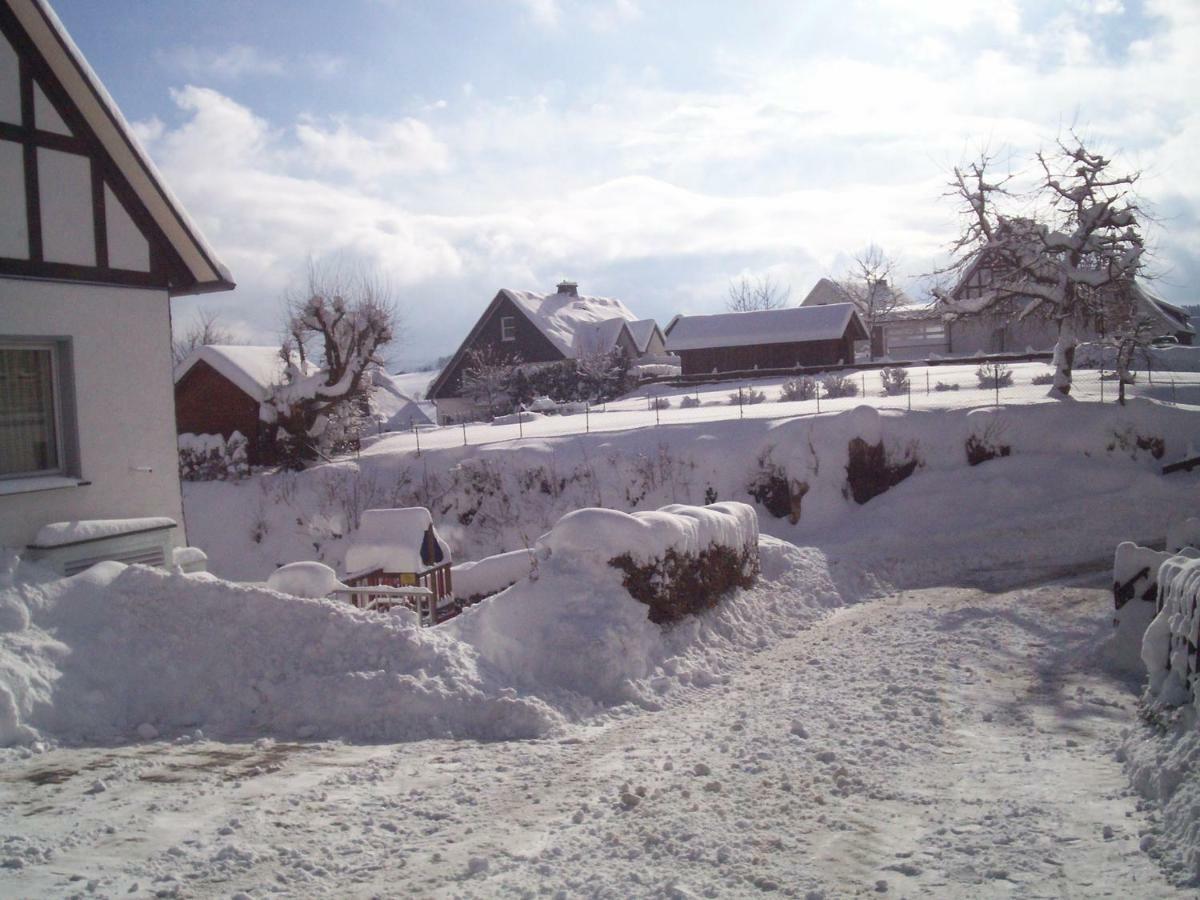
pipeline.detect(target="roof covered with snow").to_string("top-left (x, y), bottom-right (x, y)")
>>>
top-left (801, 277), bottom-right (911, 310)
top-left (503, 289), bottom-right (640, 359)
top-left (626, 319), bottom-right (661, 354)
top-left (666, 304), bottom-right (868, 352)
top-left (11, 0), bottom-right (233, 295)
top-left (344, 508), bottom-right (451, 577)
top-left (174, 345), bottom-right (307, 402)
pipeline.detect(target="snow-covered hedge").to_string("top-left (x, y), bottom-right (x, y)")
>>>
top-left (543, 502), bottom-right (759, 624)
top-left (1142, 550), bottom-right (1200, 709)
top-left (1112, 542), bottom-right (1174, 671)
top-left (178, 431), bottom-right (249, 481)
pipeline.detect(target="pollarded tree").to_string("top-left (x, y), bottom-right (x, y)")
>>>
top-left (935, 136), bottom-right (1146, 396)
top-left (264, 259), bottom-right (400, 464)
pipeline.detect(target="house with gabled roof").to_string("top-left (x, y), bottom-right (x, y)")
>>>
top-left (665, 303), bottom-right (868, 376)
top-left (0, 0), bottom-right (233, 553)
top-left (428, 281), bottom-right (666, 423)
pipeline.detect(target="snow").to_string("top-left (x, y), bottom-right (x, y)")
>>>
top-left (1111, 542), bottom-right (1173, 671)
top-left (503, 288), bottom-right (641, 359)
top-left (30, 517), bottom-right (176, 548)
top-left (173, 345), bottom-right (303, 402)
top-left (452, 548), bottom-right (536, 601)
top-left (1142, 551), bottom-right (1200, 706)
top-left (265, 561), bottom-right (346, 599)
top-left (342, 507), bottom-right (450, 577)
top-left (365, 366), bottom-right (435, 430)
top-left (1168, 517), bottom-right (1200, 553)
top-left (666, 302), bottom-right (864, 351)
top-left (626, 318), bottom-right (661, 354)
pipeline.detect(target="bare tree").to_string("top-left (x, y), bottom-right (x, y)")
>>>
top-left (172, 308), bottom-right (236, 366)
top-left (727, 273), bottom-right (791, 312)
top-left (935, 136), bottom-right (1146, 396)
top-left (839, 246), bottom-right (906, 338)
top-left (460, 344), bottom-right (521, 418)
top-left (264, 258), bottom-right (401, 463)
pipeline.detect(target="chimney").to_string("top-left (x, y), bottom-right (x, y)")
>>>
top-left (556, 280), bottom-right (579, 297)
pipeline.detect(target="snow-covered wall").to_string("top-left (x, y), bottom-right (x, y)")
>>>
top-left (0, 280), bottom-right (185, 550)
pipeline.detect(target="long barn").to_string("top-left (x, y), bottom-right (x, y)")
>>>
top-left (665, 303), bottom-right (868, 376)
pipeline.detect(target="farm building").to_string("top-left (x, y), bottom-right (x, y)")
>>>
top-left (665, 304), bottom-right (868, 376)
top-left (173, 345), bottom-right (306, 465)
top-left (428, 280), bottom-right (666, 423)
top-left (0, 0), bottom-right (233, 554)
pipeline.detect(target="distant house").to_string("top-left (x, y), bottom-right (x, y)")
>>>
top-left (665, 304), bottom-right (868, 376)
top-left (174, 346), bottom-right (295, 465)
top-left (801, 277), bottom-right (914, 359)
top-left (0, 0), bottom-right (233, 554)
top-left (428, 281), bottom-right (666, 423)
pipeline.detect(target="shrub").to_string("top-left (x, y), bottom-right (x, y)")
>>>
top-left (933, 381), bottom-right (960, 392)
top-left (178, 432), bottom-right (249, 481)
top-left (880, 367), bottom-right (909, 396)
top-left (728, 388), bottom-right (767, 405)
top-left (779, 376), bottom-right (818, 402)
top-left (975, 362), bottom-right (1013, 389)
top-left (1031, 371), bottom-right (1055, 386)
top-left (652, 396), bottom-right (672, 410)
top-left (680, 395), bottom-right (702, 409)
top-left (822, 374), bottom-right (858, 399)
top-left (610, 543), bottom-right (759, 624)
top-left (844, 437), bottom-right (919, 505)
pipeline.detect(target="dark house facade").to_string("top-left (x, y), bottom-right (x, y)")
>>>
top-left (665, 303), bottom-right (868, 376)
top-left (429, 281), bottom-right (664, 423)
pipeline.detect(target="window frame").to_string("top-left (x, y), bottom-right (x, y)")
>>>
top-left (0, 336), bottom-right (76, 481)
top-left (500, 316), bottom-right (516, 342)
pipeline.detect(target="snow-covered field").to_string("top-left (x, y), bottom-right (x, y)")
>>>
top-left (3, 392), bottom-right (1200, 895)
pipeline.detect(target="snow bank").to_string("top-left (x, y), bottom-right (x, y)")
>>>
top-left (265, 561), bottom-right (346, 599)
top-left (0, 562), bottom-right (557, 747)
top-left (452, 548), bottom-right (535, 602)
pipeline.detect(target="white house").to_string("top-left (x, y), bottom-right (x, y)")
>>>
top-left (0, 0), bottom-right (233, 553)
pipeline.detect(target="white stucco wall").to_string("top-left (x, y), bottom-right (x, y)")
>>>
top-left (0, 278), bottom-right (186, 550)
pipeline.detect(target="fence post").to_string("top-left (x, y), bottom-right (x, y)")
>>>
top-left (816, 384), bottom-right (820, 414)
top-left (1172, 376), bottom-right (1177, 405)
top-left (413, 421), bottom-right (420, 457)
top-left (1100, 369), bottom-right (1105, 404)
top-left (907, 380), bottom-right (912, 411)
top-left (926, 369), bottom-right (930, 395)
top-left (995, 374), bottom-right (1000, 407)
top-left (861, 371), bottom-right (867, 396)
top-left (462, 423), bottom-right (467, 446)
top-left (738, 387), bottom-right (744, 419)
top-left (519, 412), bottom-right (524, 439)
top-left (585, 402), bottom-right (590, 433)
top-left (655, 399), bottom-right (660, 426)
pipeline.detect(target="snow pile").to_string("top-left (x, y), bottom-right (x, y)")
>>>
top-left (541, 502), bottom-right (757, 568)
top-left (0, 562), bottom-right (557, 747)
top-left (265, 561), bottom-right (346, 599)
top-left (1111, 542), bottom-right (1174, 671)
top-left (1142, 551), bottom-right (1200, 708)
top-left (452, 548), bottom-right (536, 602)
top-left (178, 431), bottom-right (249, 481)
top-left (448, 502), bottom-right (765, 710)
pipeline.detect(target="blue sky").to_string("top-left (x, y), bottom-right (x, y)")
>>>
top-left (53, 0), bottom-right (1200, 369)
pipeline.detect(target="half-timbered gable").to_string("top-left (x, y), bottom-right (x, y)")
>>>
top-left (0, 0), bottom-right (232, 554)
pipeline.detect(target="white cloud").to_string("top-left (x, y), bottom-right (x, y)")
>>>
top-left (294, 118), bottom-right (451, 181)
top-left (162, 45), bottom-right (287, 81)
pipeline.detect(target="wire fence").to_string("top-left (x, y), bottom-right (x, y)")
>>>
top-left (362, 356), bottom-right (1200, 458)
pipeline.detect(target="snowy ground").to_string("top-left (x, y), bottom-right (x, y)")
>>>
top-left (362, 360), bottom-right (1200, 457)
top-left (1, 571), bottom-right (1187, 897)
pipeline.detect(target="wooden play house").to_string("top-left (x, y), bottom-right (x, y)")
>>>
top-left (342, 507), bottom-right (455, 625)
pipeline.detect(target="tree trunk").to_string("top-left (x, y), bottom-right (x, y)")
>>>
top-left (1051, 321), bottom-right (1076, 397)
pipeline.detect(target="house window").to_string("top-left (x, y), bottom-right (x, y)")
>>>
top-left (0, 342), bottom-right (66, 478)
top-left (500, 316), bottom-right (516, 342)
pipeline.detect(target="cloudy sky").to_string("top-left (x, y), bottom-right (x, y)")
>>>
top-left (54, 0), bottom-right (1200, 369)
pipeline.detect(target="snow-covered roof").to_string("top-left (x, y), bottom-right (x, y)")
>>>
top-left (626, 319), bottom-right (661, 354)
top-left (1139, 287), bottom-right (1196, 337)
top-left (801, 277), bottom-right (911, 310)
top-left (571, 317), bottom-right (631, 357)
top-left (502, 289), bottom-right (640, 359)
top-left (343, 508), bottom-right (451, 577)
top-left (174, 345), bottom-right (305, 402)
top-left (10, 0), bottom-right (233, 295)
top-left (666, 304), bottom-right (868, 352)
top-left (365, 367), bottom-right (437, 430)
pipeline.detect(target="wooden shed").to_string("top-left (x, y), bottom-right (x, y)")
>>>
top-left (342, 507), bottom-right (455, 624)
top-left (665, 303), bottom-right (868, 376)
